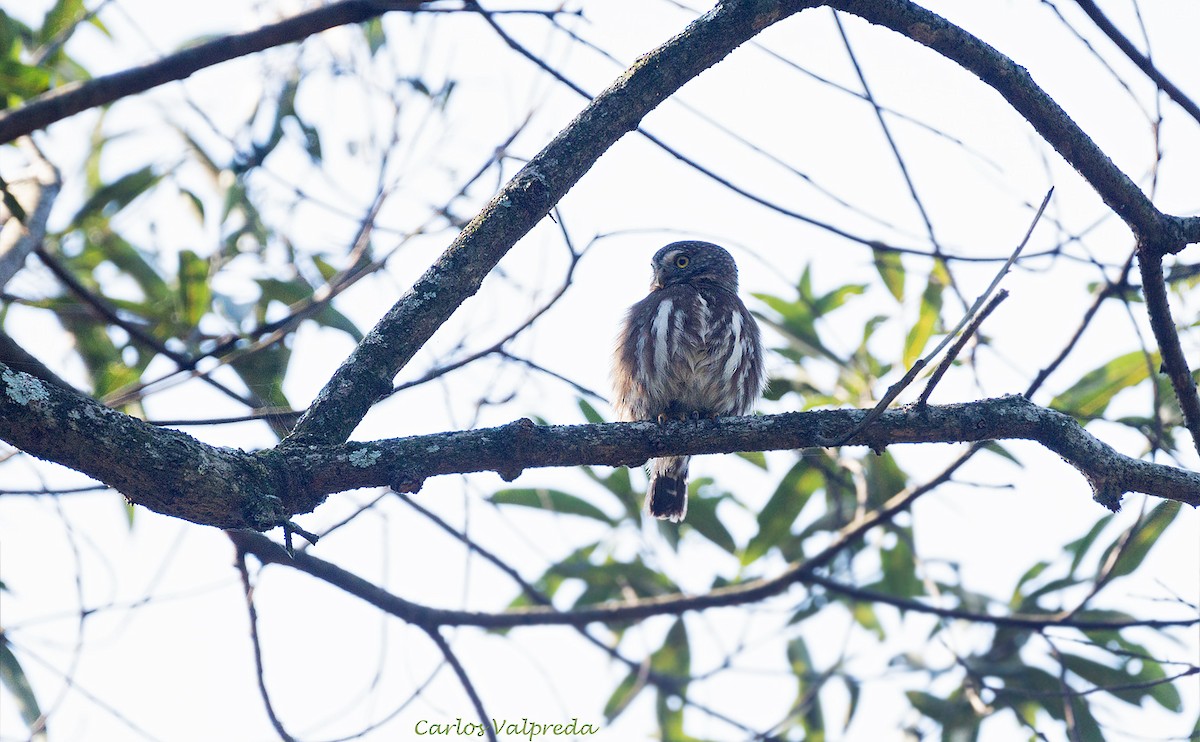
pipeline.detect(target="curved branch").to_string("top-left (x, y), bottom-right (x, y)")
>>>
top-left (0, 0), bottom-right (429, 144)
top-left (282, 0), bottom-right (814, 446)
top-left (1070, 0), bottom-right (1200, 126)
top-left (826, 0), bottom-right (1183, 248)
top-left (226, 528), bottom-right (1199, 632)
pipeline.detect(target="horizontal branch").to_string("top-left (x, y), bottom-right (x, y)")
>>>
top-left (6, 360), bottom-right (1194, 530)
top-left (0, 0), bottom-right (428, 144)
top-left (285, 395), bottom-right (1199, 513)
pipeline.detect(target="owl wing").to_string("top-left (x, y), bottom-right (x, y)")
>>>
top-left (612, 289), bottom-right (692, 422)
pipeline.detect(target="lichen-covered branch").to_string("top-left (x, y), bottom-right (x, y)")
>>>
top-left (285, 395), bottom-right (1199, 514)
top-left (4, 361), bottom-right (1195, 530)
top-left (0, 361), bottom-right (283, 529)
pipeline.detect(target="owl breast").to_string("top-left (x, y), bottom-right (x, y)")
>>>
top-left (612, 284), bottom-right (762, 422)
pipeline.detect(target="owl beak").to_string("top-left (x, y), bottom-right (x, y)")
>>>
top-left (650, 265), bottom-right (666, 289)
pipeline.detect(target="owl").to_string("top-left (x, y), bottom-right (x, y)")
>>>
top-left (611, 241), bottom-right (766, 522)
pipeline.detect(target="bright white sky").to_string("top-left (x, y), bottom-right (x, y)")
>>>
top-left (1, 1), bottom-right (1197, 740)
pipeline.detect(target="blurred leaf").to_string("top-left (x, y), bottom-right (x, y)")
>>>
top-left (1058, 651), bottom-right (1179, 710)
top-left (743, 460), bottom-right (820, 564)
top-left (1063, 514), bottom-right (1113, 577)
top-left (979, 441), bottom-right (1021, 466)
top-left (1051, 351), bottom-right (1158, 418)
top-left (786, 636), bottom-right (826, 735)
top-left (363, 17), bottom-right (386, 55)
top-left (0, 635), bottom-right (42, 732)
top-left (682, 483), bottom-right (737, 554)
top-left (865, 450), bottom-right (907, 506)
top-left (229, 340), bottom-right (291, 408)
top-left (902, 273), bottom-right (943, 367)
top-left (39, 0), bottom-right (84, 44)
top-left (1102, 500), bottom-right (1180, 580)
top-left (176, 249), bottom-right (211, 328)
top-left (603, 668), bottom-right (644, 722)
top-left (876, 529), bottom-right (923, 600)
top-left (735, 450), bottom-right (767, 469)
top-left (873, 250), bottom-right (905, 302)
top-left (489, 488), bottom-right (613, 524)
top-left (578, 397), bottom-right (606, 424)
top-left (581, 465), bottom-right (640, 521)
top-left (73, 165), bottom-right (159, 224)
top-left (850, 601), bottom-right (885, 640)
top-left (0, 59), bottom-right (51, 102)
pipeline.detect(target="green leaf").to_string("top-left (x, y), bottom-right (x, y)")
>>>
top-left (488, 488), bottom-right (613, 524)
top-left (1058, 652), bottom-right (1177, 709)
top-left (979, 441), bottom-right (1022, 466)
top-left (581, 465), bottom-right (640, 521)
top-left (1103, 500), bottom-right (1181, 579)
top-left (873, 250), bottom-right (905, 302)
top-left (743, 460), bottom-right (820, 564)
top-left (363, 17), bottom-right (386, 55)
top-left (850, 601), bottom-right (884, 640)
top-left (877, 529), bottom-right (923, 599)
top-left (902, 273), bottom-right (944, 367)
top-left (176, 249), bottom-right (211, 328)
top-left (1051, 351), bottom-right (1159, 418)
top-left (577, 397), bottom-right (606, 424)
top-left (787, 636), bottom-right (826, 735)
top-left (682, 485), bottom-right (737, 554)
top-left (1063, 514), bottom-right (1113, 577)
top-left (73, 165), bottom-right (160, 224)
top-left (0, 636), bottom-right (42, 732)
top-left (735, 450), bottom-right (767, 469)
top-left (603, 668), bottom-right (644, 722)
top-left (40, 0), bottom-right (85, 44)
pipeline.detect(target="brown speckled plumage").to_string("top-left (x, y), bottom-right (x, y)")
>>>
top-left (612, 241), bottom-right (765, 521)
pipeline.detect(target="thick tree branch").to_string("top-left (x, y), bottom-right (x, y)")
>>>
top-left (285, 396), bottom-right (1198, 513)
top-left (0, 1), bottom-right (431, 145)
top-left (0, 361), bottom-right (284, 530)
top-left (4, 361), bottom-right (1196, 530)
top-left (282, 0), bottom-right (812, 446)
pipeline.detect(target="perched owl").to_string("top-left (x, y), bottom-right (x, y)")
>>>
top-left (611, 241), bottom-right (765, 522)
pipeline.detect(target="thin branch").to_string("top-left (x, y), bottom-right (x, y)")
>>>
top-left (827, 0), bottom-right (1177, 247)
top-left (917, 289), bottom-right (1007, 406)
top-left (1069, 0), bottom-right (1200, 126)
top-left (825, 189), bottom-right (1051, 445)
top-left (421, 627), bottom-right (497, 742)
top-left (0, 0), bottom-right (432, 144)
top-left (806, 573), bottom-right (1197, 631)
top-left (233, 546), bottom-right (297, 742)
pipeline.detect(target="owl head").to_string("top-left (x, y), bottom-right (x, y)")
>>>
top-left (650, 241), bottom-right (740, 291)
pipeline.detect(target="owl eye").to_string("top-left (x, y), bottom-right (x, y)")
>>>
top-left (674, 255), bottom-right (690, 269)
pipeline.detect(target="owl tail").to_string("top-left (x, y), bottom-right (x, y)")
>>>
top-left (647, 456), bottom-right (689, 522)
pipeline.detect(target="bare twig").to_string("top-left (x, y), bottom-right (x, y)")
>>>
top-left (233, 546), bottom-right (297, 742)
top-left (917, 289), bottom-right (1008, 406)
top-left (824, 189), bottom-right (1052, 445)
